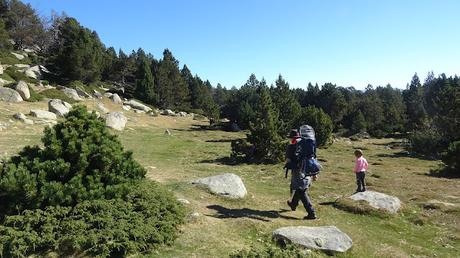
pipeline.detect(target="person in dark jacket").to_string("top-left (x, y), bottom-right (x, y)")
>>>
top-left (287, 125), bottom-right (317, 220)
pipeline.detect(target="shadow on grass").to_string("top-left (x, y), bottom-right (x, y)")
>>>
top-left (205, 139), bottom-right (236, 143)
top-left (426, 168), bottom-right (460, 179)
top-left (199, 156), bottom-right (241, 166)
top-left (375, 150), bottom-right (434, 160)
top-left (206, 205), bottom-right (300, 222)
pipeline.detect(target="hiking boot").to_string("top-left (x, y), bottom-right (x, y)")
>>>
top-left (304, 213), bottom-right (317, 220)
top-left (287, 200), bottom-right (296, 211)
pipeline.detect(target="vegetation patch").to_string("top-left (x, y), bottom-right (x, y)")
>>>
top-left (230, 243), bottom-right (314, 258)
top-left (39, 88), bottom-right (76, 103)
top-left (0, 106), bottom-right (185, 257)
top-left (4, 66), bottom-right (38, 84)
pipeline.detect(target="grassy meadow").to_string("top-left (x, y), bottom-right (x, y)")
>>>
top-left (0, 100), bottom-right (459, 258)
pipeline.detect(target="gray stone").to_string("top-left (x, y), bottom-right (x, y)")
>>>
top-left (11, 52), bottom-right (25, 60)
top-left (177, 198), bottom-right (190, 205)
top-left (134, 109), bottom-right (145, 114)
top-left (93, 90), bottom-right (103, 99)
top-left (122, 105), bottom-right (131, 111)
top-left (272, 226), bottom-right (353, 253)
top-left (30, 109), bottom-right (57, 120)
top-left (61, 87), bottom-right (82, 101)
top-left (105, 112), bottom-right (127, 131)
top-left (110, 93), bottom-right (123, 104)
top-left (178, 111), bottom-right (187, 117)
top-left (104, 92), bottom-right (113, 98)
top-left (123, 99), bottom-right (152, 112)
top-left (97, 102), bottom-right (109, 114)
top-left (25, 65), bottom-right (41, 79)
top-left (14, 64), bottom-right (29, 69)
top-left (0, 87), bottom-right (23, 102)
top-left (164, 129), bottom-right (172, 136)
top-left (48, 99), bottom-right (71, 117)
top-left (349, 190), bottom-right (401, 214)
top-left (0, 64), bottom-right (3, 75)
top-left (13, 112), bottom-right (33, 124)
top-left (0, 78), bottom-right (13, 86)
top-left (14, 81), bottom-right (30, 100)
top-left (192, 173), bottom-right (247, 199)
top-left (161, 109), bottom-right (176, 116)
top-left (76, 87), bottom-right (91, 98)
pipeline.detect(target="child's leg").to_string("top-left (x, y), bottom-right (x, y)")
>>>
top-left (361, 172), bottom-right (366, 191)
top-left (355, 173), bottom-right (361, 192)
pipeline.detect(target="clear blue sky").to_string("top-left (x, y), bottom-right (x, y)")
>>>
top-left (24, 0), bottom-right (460, 89)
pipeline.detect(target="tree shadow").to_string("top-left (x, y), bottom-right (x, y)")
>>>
top-left (199, 156), bottom-right (242, 166)
top-left (425, 168), bottom-right (460, 179)
top-left (206, 205), bottom-right (300, 222)
top-left (205, 139), bottom-right (237, 143)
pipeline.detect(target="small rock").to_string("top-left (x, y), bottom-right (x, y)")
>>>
top-left (0, 64), bottom-right (3, 75)
top-left (30, 109), bottom-right (57, 120)
top-left (161, 109), bottom-right (176, 116)
top-left (165, 129), bottom-right (172, 136)
top-left (13, 81), bottom-right (30, 100)
top-left (11, 52), bottom-right (25, 60)
top-left (109, 93), bottom-right (123, 104)
top-left (188, 212), bottom-right (200, 221)
top-left (97, 102), bottom-right (109, 114)
top-left (61, 87), bottom-right (82, 101)
top-left (123, 99), bottom-right (152, 112)
top-left (177, 198), bottom-right (190, 205)
top-left (48, 99), bottom-right (71, 117)
top-left (105, 112), bottom-right (127, 131)
top-left (104, 92), bottom-right (113, 98)
top-left (178, 111), bottom-right (187, 117)
top-left (25, 65), bottom-right (41, 79)
top-left (13, 113), bottom-right (33, 124)
top-left (192, 173), bottom-right (247, 199)
top-left (0, 87), bottom-right (23, 102)
top-left (93, 90), bottom-right (103, 99)
top-left (122, 105), bottom-right (131, 111)
top-left (75, 87), bottom-right (91, 98)
top-left (134, 109), bottom-right (145, 114)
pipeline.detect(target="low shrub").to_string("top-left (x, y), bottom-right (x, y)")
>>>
top-left (230, 243), bottom-right (311, 258)
top-left (40, 88), bottom-right (76, 103)
top-left (0, 181), bottom-right (185, 257)
top-left (26, 86), bottom-right (44, 102)
top-left (408, 127), bottom-right (445, 157)
top-left (231, 139), bottom-right (254, 161)
top-left (441, 140), bottom-right (460, 176)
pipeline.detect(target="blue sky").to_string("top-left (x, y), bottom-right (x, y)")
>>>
top-left (25, 0), bottom-right (460, 89)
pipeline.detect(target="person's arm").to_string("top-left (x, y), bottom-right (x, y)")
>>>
top-left (364, 158), bottom-right (369, 171)
top-left (353, 159), bottom-right (360, 172)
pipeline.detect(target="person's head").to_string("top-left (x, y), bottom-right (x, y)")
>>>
top-left (354, 149), bottom-right (363, 158)
top-left (288, 129), bottom-right (300, 139)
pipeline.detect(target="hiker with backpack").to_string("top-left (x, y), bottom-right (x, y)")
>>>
top-left (286, 125), bottom-right (320, 220)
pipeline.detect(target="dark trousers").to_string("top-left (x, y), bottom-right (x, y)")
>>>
top-left (290, 189), bottom-right (315, 215)
top-left (356, 171), bottom-right (366, 192)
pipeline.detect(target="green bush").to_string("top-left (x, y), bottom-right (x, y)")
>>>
top-left (26, 86), bottom-right (44, 102)
top-left (230, 243), bottom-right (310, 258)
top-left (293, 106), bottom-right (333, 147)
top-left (0, 106), bottom-right (185, 257)
top-left (0, 106), bottom-right (146, 215)
top-left (409, 127), bottom-right (445, 157)
top-left (231, 139), bottom-right (254, 161)
top-left (40, 88), bottom-right (76, 103)
top-left (441, 140), bottom-right (460, 175)
top-left (0, 181), bottom-right (185, 257)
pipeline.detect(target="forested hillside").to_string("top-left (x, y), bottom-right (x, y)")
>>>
top-left (0, 1), bottom-right (458, 169)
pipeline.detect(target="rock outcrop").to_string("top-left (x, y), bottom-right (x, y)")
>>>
top-left (192, 173), bottom-right (247, 199)
top-left (30, 109), bottom-right (57, 120)
top-left (61, 87), bottom-right (82, 101)
top-left (13, 81), bottom-right (30, 100)
top-left (123, 99), bottom-right (152, 112)
top-left (13, 112), bottom-right (34, 124)
top-left (109, 93), bottom-right (123, 104)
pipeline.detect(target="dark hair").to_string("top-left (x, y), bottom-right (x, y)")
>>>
top-left (354, 149), bottom-right (363, 156)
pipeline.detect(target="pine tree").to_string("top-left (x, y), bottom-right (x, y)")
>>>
top-left (247, 82), bottom-right (284, 162)
top-left (403, 73), bottom-right (427, 131)
top-left (157, 49), bottom-right (190, 109)
top-left (0, 17), bottom-right (11, 49)
top-left (135, 57), bottom-right (157, 104)
top-left (271, 75), bottom-right (301, 132)
top-left (350, 110), bottom-right (366, 134)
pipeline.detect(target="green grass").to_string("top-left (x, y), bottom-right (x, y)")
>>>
top-left (4, 66), bottom-right (39, 84)
top-left (40, 88), bottom-right (76, 103)
top-left (0, 108), bottom-right (459, 258)
top-left (0, 50), bottom-right (32, 65)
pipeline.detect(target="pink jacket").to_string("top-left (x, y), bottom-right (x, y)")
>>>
top-left (354, 156), bottom-right (368, 173)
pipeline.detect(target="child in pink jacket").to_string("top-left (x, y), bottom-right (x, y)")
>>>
top-left (354, 149), bottom-right (368, 192)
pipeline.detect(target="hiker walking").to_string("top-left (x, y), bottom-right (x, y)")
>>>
top-left (286, 125), bottom-right (318, 220)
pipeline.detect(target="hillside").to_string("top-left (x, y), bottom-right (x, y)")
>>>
top-left (0, 96), bottom-right (458, 257)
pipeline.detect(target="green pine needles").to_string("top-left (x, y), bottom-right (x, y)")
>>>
top-left (0, 106), bottom-right (185, 257)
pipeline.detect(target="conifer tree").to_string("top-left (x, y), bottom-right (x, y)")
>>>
top-left (135, 57), bottom-right (157, 104)
top-left (271, 74), bottom-right (301, 132)
top-left (403, 73), bottom-right (427, 131)
top-left (247, 81), bottom-right (284, 162)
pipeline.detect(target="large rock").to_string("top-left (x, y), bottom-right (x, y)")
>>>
top-left (0, 87), bottom-right (23, 102)
top-left (97, 102), bottom-right (109, 114)
top-left (13, 112), bottom-right (34, 125)
top-left (192, 173), bottom-right (247, 199)
top-left (123, 99), bottom-right (152, 112)
top-left (272, 226), bottom-right (353, 253)
top-left (14, 81), bottom-right (30, 100)
top-left (30, 109), bottom-right (57, 120)
top-left (61, 87), bottom-right (82, 101)
top-left (110, 93), bottom-right (123, 104)
top-left (0, 64), bottom-right (3, 75)
top-left (24, 65), bottom-right (41, 79)
top-left (48, 99), bottom-right (71, 117)
top-left (105, 112), bottom-right (127, 131)
top-left (75, 87), bottom-right (91, 98)
top-left (349, 191), bottom-right (401, 214)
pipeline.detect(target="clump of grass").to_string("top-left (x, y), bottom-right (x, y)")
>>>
top-left (334, 197), bottom-right (392, 218)
top-left (4, 66), bottom-right (39, 84)
top-left (40, 88), bottom-right (76, 103)
top-left (26, 86), bottom-right (44, 102)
